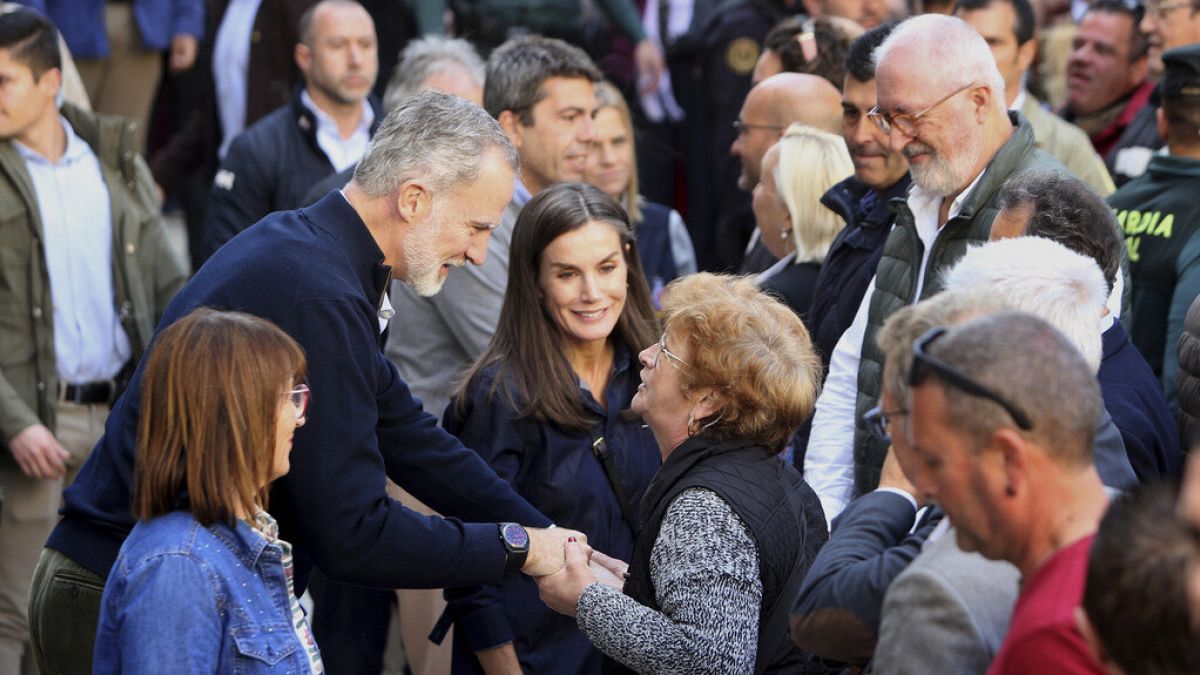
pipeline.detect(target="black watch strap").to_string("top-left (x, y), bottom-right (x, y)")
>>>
top-left (498, 522), bottom-right (530, 572)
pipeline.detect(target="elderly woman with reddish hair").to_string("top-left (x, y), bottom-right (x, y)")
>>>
top-left (538, 274), bottom-right (829, 674)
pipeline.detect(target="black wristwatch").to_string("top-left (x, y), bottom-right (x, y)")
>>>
top-left (498, 522), bottom-right (530, 572)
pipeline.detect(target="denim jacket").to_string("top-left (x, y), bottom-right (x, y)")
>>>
top-left (94, 511), bottom-right (319, 673)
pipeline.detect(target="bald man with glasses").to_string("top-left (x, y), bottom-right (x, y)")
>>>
top-left (802, 13), bottom-right (1072, 525)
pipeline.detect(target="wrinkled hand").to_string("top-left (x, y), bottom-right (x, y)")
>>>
top-left (9, 424), bottom-right (69, 479)
top-left (169, 34), bottom-right (198, 73)
top-left (878, 444), bottom-right (923, 506)
top-left (536, 538), bottom-right (597, 617)
top-left (1180, 454), bottom-right (1200, 529)
top-left (633, 39), bottom-right (665, 95)
top-left (588, 548), bottom-right (628, 591)
top-left (522, 527), bottom-right (587, 577)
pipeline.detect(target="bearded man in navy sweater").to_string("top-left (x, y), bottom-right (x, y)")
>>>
top-left (25, 92), bottom-right (580, 675)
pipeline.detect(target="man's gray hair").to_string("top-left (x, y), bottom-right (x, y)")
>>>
top-left (353, 91), bottom-right (519, 197)
top-left (874, 14), bottom-right (1006, 111)
top-left (995, 168), bottom-right (1123, 293)
top-left (877, 288), bottom-right (1008, 407)
top-left (926, 311), bottom-right (1102, 466)
top-left (943, 237), bottom-right (1108, 373)
top-left (483, 34), bottom-right (601, 122)
top-left (382, 36), bottom-right (485, 112)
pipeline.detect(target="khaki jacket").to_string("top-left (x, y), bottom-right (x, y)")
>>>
top-left (0, 103), bottom-right (187, 465)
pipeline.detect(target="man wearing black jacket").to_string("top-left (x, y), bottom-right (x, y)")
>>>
top-left (28, 92), bottom-right (580, 675)
top-left (199, 0), bottom-right (384, 262)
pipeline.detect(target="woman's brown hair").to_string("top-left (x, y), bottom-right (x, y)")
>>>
top-left (457, 182), bottom-right (658, 433)
top-left (132, 308), bottom-right (307, 526)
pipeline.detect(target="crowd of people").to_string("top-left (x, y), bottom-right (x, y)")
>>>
top-left (0, 0), bottom-right (1199, 673)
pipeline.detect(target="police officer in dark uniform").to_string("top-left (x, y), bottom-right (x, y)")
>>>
top-left (696, 0), bottom-right (794, 271)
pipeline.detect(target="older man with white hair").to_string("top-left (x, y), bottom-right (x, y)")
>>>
top-left (943, 236), bottom-right (1138, 489)
top-left (803, 13), bottom-right (1072, 523)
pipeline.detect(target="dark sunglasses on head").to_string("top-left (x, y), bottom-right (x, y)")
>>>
top-left (908, 327), bottom-right (1033, 431)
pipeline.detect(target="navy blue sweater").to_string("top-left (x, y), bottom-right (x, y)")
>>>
top-left (443, 348), bottom-right (660, 673)
top-left (50, 192), bottom-right (550, 591)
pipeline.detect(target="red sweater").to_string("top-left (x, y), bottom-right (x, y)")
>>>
top-left (987, 534), bottom-right (1105, 675)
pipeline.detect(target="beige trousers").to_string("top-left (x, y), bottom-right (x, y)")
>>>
top-left (74, 3), bottom-right (162, 152)
top-left (0, 402), bottom-right (106, 675)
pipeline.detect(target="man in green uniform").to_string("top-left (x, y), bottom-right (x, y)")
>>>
top-left (1108, 44), bottom-right (1200, 412)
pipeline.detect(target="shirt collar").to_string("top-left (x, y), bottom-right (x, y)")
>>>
top-left (1009, 88), bottom-right (1027, 113)
top-left (907, 166), bottom-right (988, 227)
top-left (300, 89), bottom-right (375, 140)
top-left (12, 116), bottom-right (88, 165)
top-left (512, 177), bottom-right (533, 207)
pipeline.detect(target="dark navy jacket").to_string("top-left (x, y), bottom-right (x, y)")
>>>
top-left (50, 192), bottom-right (549, 591)
top-left (635, 202), bottom-right (680, 298)
top-left (792, 491), bottom-right (942, 665)
top-left (794, 174), bottom-right (908, 467)
top-left (200, 89), bottom-right (383, 262)
top-left (808, 175), bottom-right (910, 369)
top-left (1099, 320), bottom-right (1183, 481)
top-left (442, 347), bottom-right (660, 674)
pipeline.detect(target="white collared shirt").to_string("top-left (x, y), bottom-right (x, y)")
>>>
top-left (13, 117), bottom-right (131, 384)
top-left (213, 0), bottom-right (264, 158)
top-left (300, 90), bottom-right (374, 173)
top-left (805, 169), bottom-right (987, 525)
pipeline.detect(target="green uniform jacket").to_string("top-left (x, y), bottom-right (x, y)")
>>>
top-left (1108, 154), bottom-right (1200, 412)
top-left (0, 103), bottom-right (188, 468)
top-left (851, 112), bottom-right (1069, 495)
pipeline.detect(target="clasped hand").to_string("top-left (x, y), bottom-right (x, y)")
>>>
top-left (534, 538), bottom-right (628, 618)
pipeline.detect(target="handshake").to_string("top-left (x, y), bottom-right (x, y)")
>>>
top-left (522, 527), bottom-right (626, 618)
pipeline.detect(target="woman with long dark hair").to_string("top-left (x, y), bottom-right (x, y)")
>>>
top-left (443, 182), bottom-right (661, 674)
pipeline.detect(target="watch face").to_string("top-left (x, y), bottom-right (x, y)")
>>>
top-left (502, 523), bottom-right (529, 549)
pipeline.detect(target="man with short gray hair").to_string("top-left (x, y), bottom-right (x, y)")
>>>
top-left (908, 312), bottom-right (1110, 673)
top-left (388, 34), bottom-right (601, 422)
top-left (382, 35), bottom-right (485, 110)
top-left (804, 13), bottom-right (1071, 523)
top-left (990, 168), bottom-right (1182, 483)
top-left (386, 34), bottom-right (602, 675)
top-left (31, 92), bottom-right (582, 672)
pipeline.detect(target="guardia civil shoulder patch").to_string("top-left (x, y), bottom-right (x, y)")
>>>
top-left (726, 37), bottom-right (759, 76)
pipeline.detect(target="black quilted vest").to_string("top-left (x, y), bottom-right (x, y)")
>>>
top-left (606, 437), bottom-right (828, 674)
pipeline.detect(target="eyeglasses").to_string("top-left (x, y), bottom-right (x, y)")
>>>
top-left (733, 120), bottom-right (785, 137)
top-left (285, 384), bottom-right (310, 419)
top-left (909, 327), bottom-right (1033, 431)
top-left (867, 82), bottom-right (974, 137)
top-left (1146, 1), bottom-right (1192, 17)
top-left (653, 332), bottom-right (689, 369)
top-left (864, 405), bottom-right (909, 443)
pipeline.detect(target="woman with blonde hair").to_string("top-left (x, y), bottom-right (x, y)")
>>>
top-left (585, 80), bottom-right (696, 303)
top-left (754, 124), bottom-right (854, 320)
top-left (94, 308), bottom-right (321, 673)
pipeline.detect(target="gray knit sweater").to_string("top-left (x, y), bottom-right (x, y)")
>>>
top-left (576, 488), bottom-right (762, 674)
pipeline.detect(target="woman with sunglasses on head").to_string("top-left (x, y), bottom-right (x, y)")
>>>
top-left (93, 308), bottom-right (320, 673)
top-left (441, 182), bottom-right (661, 675)
top-left (537, 273), bottom-right (830, 674)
